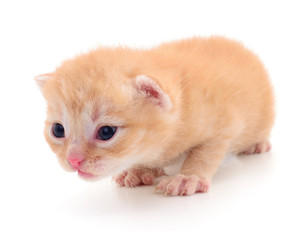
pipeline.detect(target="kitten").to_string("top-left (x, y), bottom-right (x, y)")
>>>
top-left (35, 37), bottom-right (274, 196)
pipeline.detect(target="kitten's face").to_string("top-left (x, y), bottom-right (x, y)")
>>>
top-left (36, 58), bottom-right (174, 180)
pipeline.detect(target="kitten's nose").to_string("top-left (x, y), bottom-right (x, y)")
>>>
top-left (67, 152), bottom-right (85, 170)
top-left (67, 157), bottom-right (83, 169)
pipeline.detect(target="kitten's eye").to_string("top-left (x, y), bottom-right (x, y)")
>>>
top-left (52, 123), bottom-right (65, 138)
top-left (97, 126), bottom-right (117, 141)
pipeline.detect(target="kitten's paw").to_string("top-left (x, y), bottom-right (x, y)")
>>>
top-left (240, 141), bottom-right (271, 155)
top-left (155, 174), bottom-right (210, 196)
top-left (113, 167), bottom-right (165, 187)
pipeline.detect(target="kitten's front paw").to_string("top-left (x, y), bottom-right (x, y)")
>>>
top-left (155, 174), bottom-right (210, 196)
top-left (113, 167), bottom-right (165, 187)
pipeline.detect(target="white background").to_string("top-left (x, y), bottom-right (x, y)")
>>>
top-left (0, 0), bottom-right (306, 239)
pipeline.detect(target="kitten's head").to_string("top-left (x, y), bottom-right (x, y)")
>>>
top-left (35, 51), bottom-right (177, 181)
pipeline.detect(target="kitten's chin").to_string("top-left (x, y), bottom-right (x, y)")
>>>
top-left (77, 170), bottom-right (104, 181)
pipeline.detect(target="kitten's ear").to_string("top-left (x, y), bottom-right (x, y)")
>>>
top-left (34, 73), bottom-right (53, 91)
top-left (135, 75), bottom-right (172, 111)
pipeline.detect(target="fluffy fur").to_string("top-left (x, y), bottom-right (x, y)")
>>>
top-left (36, 37), bottom-right (274, 196)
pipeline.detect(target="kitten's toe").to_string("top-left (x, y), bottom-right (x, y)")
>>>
top-left (240, 141), bottom-right (271, 155)
top-left (113, 170), bottom-right (128, 186)
top-left (140, 172), bottom-right (155, 185)
top-left (124, 170), bottom-right (143, 187)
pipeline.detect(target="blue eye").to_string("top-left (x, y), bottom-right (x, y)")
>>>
top-left (97, 126), bottom-right (117, 141)
top-left (52, 123), bottom-right (65, 138)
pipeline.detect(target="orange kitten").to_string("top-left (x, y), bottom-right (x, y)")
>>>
top-left (35, 37), bottom-right (274, 196)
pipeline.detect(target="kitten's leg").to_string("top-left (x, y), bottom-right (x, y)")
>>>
top-left (156, 141), bottom-right (229, 196)
top-left (113, 166), bottom-right (165, 187)
top-left (239, 141), bottom-right (271, 155)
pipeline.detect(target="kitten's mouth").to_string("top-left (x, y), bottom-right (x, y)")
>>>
top-left (78, 170), bottom-right (96, 179)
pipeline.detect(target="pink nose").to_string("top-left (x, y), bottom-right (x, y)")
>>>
top-left (67, 149), bottom-right (85, 170)
top-left (67, 157), bottom-right (83, 169)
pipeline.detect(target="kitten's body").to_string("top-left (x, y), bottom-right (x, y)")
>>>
top-left (36, 37), bottom-right (274, 196)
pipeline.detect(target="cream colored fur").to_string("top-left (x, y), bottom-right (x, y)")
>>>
top-left (36, 37), bottom-right (275, 196)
